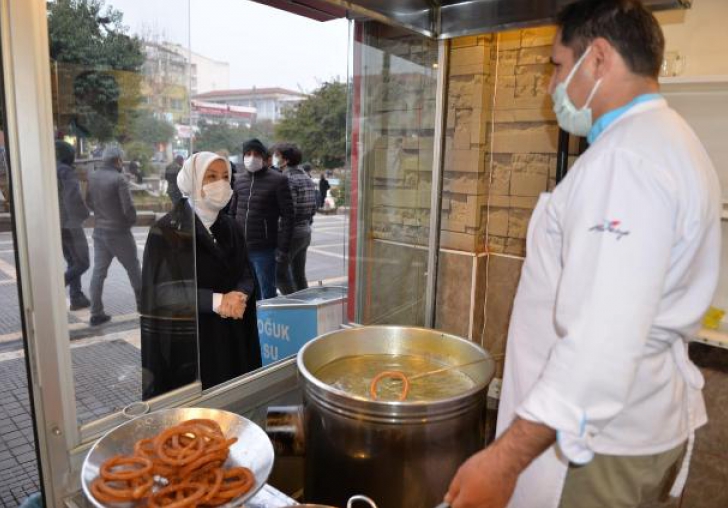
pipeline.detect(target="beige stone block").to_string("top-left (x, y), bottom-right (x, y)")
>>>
top-left (488, 195), bottom-right (511, 208)
top-left (436, 251), bottom-right (475, 338)
top-left (402, 136), bottom-right (419, 150)
top-left (401, 155), bottom-right (419, 172)
top-left (487, 235), bottom-right (507, 254)
top-left (442, 216), bottom-right (468, 233)
top-left (444, 173), bottom-right (483, 195)
top-left (515, 63), bottom-right (553, 99)
top-left (511, 166), bottom-right (549, 197)
top-left (452, 36), bottom-right (479, 49)
top-left (440, 230), bottom-right (477, 252)
top-left (493, 106), bottom-right (555, 123)
top-left (508, 208), bottom-right (533, 239)
top-left (487, 207), bottom-right (509, 237)
top-left (505, 238), bottom-right (526, 257)
top-left (451, 46), bottom-right (487, 67)
top-left (454, 108), bottom-right (474, 150)
top-left (490, 163), bottom-right (511, 195)
top-left (466, 195), bottom-right (483, 228)
top-left (446, 149), bottom-right (484, 173)
top-left (482, 254), bottom-right (524, 374)
top-left (447, 105), bottom-right (457, 130)
top-left (372, 188), bottom-right (420, 208)
top-left (373, 149), bottom-right (402, 178)
top-left (510, 196), bottom-right (540, 209)
top-left (499, 31), bottom-right (522, 50)
top-left (491, 124), bottom-right (558, 154)
top-left (418, 149), bottom-right (434, 173)
top-left (470, 108), bottom-right (488, 146)
top-left (518, 46), bottom-right (552, 65)
top-left (442, 198), bottom-right (451, 211)
top-left (520, 26), bottom-right (557, 48)
top-left (451, 64), bottom-right (491, 77)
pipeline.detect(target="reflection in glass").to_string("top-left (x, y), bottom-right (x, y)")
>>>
top-left (141, 152), bottom-right (261, 399)
top-left (0, 53), bottom-right (43, 507)
top-left (351, 22), bottom-right (439, 326)
top-left (48, 0), bottom-right (196, 423)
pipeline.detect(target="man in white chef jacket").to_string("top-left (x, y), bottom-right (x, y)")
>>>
top-left (444, 1), bottom-right (721, 507)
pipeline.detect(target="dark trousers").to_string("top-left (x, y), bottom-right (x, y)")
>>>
top-left (90, 228), bottom-right (142, 317)
top-left (277, 233), bottom-right (311, 295)
top-left (248, 247), bottom-right (277, 300)
top-left (61, 227), bottom-right (90, 299)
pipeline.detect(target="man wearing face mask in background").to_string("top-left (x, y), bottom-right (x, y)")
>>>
top-left (229, 138), bottom-right (294, 300)
top-left (444, 1), bottom-right (720, 508)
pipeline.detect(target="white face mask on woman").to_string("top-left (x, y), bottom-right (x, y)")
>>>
top-left (551, 45), bottom-right (603, 137)
top-left (244, 155), bottom-right (264, 172)
top-left (202, 180), bottom-right (232, 211)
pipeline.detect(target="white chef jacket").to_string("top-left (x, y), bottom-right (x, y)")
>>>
top-left (496, 98), bottom-right (721, 507)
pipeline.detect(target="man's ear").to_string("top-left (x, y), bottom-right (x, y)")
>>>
top-left (590, 37), bottom-right (614, 79)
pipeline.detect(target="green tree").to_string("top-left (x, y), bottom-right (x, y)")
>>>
top-left (275, 81), bottom-right (347, 169)
top-left (194, 122), bottom-right (250, 154)
top-left (194, 121), bottom-right (276, 154)
top-left (130, 111), bottom-right (175, 145)
top-left (48, 0), bottom-right (145, 142)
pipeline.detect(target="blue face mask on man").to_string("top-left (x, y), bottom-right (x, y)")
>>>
top-left (551, 46), bottom-right (603, 137)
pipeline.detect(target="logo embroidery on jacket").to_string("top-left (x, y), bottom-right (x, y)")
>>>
top-left (589, 220), bottom-right (630, 240)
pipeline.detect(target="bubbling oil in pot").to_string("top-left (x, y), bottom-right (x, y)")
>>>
top-left (314, 354), bottom-right (476, 402)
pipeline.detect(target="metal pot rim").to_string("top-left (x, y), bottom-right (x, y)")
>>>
top-left (297, 325), bottom-right (493, 411)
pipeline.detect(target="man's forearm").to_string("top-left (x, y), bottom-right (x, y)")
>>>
top-left (493, 417), bottom-right (556, 474)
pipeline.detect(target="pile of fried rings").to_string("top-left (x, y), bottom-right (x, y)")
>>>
top-left (90, 418), bottom-right (255, 507)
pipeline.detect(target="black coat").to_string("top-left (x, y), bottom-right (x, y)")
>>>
top-left (140, 199), bottom-right (261, 400)
top-left (56, 162), bottom-right (90, 228)
top-left (229, 167), bottom-right (294, 254)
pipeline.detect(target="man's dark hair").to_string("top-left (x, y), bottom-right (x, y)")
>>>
top-left (55, 140), bottom-right (75, 165)
top-left (557, 0), bottom-right (665, 79)
top-left (276, 143), bottom-right (302, 167)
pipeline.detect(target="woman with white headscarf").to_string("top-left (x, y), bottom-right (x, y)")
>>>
top-left (140, 152), bottom-right (261, 400)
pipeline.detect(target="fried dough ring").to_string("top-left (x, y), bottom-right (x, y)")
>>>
top-left (148, 482), bottom-right (206, 508)
top-left (100, 455), bottom-right (153, 481)
top-left (90, 478), bottom-right (132, 503)
top-left (369, 370), bottom-right (410, 401)
top-left (155, 426), bottom-right (205, 466)
top-left (91, 419), bottom-right (251, 506)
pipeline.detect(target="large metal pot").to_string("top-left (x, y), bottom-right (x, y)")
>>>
top-left (297, 326), bottom-right (494, 508)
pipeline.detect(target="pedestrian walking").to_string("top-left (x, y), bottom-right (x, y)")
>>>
top-left (87, 146), bottom-right (142, 326)
top-left (55, 141), bottom-right (91, 310)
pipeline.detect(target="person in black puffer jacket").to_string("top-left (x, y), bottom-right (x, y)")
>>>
top-left (229, 138), bottom-right (294, 299)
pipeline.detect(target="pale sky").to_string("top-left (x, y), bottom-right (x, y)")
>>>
top-left (105, 0), bottom-right (350, 93)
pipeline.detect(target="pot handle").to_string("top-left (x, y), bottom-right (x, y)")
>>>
top-left (347, 495), bottom-right (378, 508)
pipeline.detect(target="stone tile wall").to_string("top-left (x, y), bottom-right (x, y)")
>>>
top-left (437, 28), bottom-right (559, 371)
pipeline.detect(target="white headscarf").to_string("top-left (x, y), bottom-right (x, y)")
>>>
top-left (177, 152), bottom-right (232, 230)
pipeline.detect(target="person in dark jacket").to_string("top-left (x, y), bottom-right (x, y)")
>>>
top-left (229, 138), bottom-right (294, 299)
top-left (272, 143), bottom-right (317, 294)
top-left (87, 146), bottom-right (142, 326)
top-left (165, 155), bottom-right (184, 205)
top-left (55, 141), bottom-right (91, 310)
top-left (128, 159), bottom-right (143, 184)
top-left (140, 152), bottom-right (261, 399)
top-left (318, 173), bottom-right (331, 209)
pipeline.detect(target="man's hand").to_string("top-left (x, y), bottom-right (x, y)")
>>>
top-left (219, 291), bottom-right (246, 319)
top-left (444, 442), bottom-right (519, 508)
top-left (444, 418), bottom-right (556, 508)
